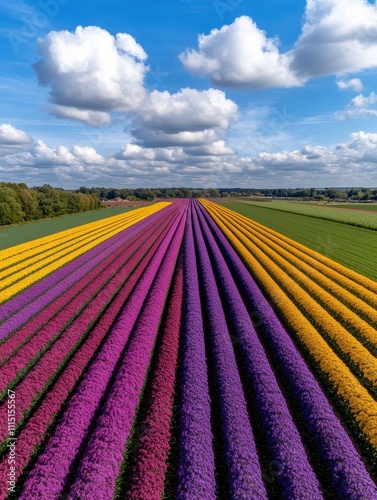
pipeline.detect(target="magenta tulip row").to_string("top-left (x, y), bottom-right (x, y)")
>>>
top-left (125, 266), bottom-right (183, 499)
top-left (19, 201), bottom-right (188, 499)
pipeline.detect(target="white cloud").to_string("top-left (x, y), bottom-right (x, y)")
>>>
top-left (139, 88), bottom-right (237, 133)
top-left (336, 91), bottom-right (377, 120)
top-left (0, 123), bottom-right (32, 145)
top-left (132, 88), bottom-right (238, 147)
top-left (180, 1), bottom-right (377, 89)
top-left (292, 0), bottom-right (377, 78)
top-left (179, 16), bottom-right (302, 89)
top-left (3, 125), bottom-right (377, 188)
top-left (51, 105), bottom-right (112, 127)
top-left (71, 145), bottom-right (105, 164)
top-left (0, 123), bottom-right (33, 157)
top-left (336, 78), bottom-right (364, 92)
top-left (34, 26), bottom-right (149, 125)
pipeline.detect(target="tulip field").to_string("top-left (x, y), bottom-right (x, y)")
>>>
top-left (1, 199), bottom-right (377, 499)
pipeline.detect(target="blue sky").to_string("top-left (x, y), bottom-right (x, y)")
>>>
top-left (1, 0), bottom-right (377, 188)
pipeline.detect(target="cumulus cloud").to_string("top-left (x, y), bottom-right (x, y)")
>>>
top-left (34, 26), bottom-right (149, 125)
top-left (132, 88), bottom-right (238, 147)
top-left (0, 124), bottom-right (32, 146)
top-left (336, 92), bottom-right (377, 120)
top-left (291, 0), bottom-right (377, 78)
top-left (336, 78), bottom-right (364, 92)
top-left (180, 1), bottom-right (377, 89)
top-left (0, 124), bottom-right (33, 157)
top-left (3, 124), bottom-right (377, 188)
top-left (179, 16), bottom-right (302, 89)
top-left (33, 26), bottom-right (239, 161)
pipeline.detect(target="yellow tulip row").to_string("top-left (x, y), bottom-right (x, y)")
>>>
top-left (201, 199), bottom-right (377, 451)
top-left (208, 201), bottom-right (377, 302)
top-left (0, 203), bottom-right (169, 304)
top-left (1, 214), bottom-right (138, 281)
top-left (212, 208), bottom-right (377, 346)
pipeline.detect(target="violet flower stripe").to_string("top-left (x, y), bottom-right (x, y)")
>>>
top-left (19, 201), bottom-right (185, 500)
top-left (0, 207), bottom-right (181, 499)
top-left (0, 204), bottom-right (180, 442)
top-left (199, 201), bottom-right (377, 499)
top-left (192, 203), bottom-right (268, 499)
top-left (177, 204), bottom-right (216, 500)
top-left (195, 201), bottom-right (322, 498)
top-left (0, 208), bottom-right (165, 330)
top-left (0, 209), bottom-right (174, 361)
top-left (126, 266), bottom-right (183, 500)
top-left (67, 202), bottom-right (187, 500)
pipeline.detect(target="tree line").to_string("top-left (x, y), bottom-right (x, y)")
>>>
top-left (0, 183), bottom-right (101, 226)
top-left (79, 186), bottom-right (377, 201)
top-left (1, 183), bottom-right (376, 228)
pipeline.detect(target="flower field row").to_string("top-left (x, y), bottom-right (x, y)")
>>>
top-left (0, 201), bottom-right (169, 305)
top-left (1, 199), bottom-right (376, 498)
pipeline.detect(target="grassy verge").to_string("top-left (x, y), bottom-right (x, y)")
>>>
top-left (221, 202), bottom-right (377, 281)
top-left (234, 200), bottom-right (377, 229)
top-left (0, 207), bottom-right (136, 250)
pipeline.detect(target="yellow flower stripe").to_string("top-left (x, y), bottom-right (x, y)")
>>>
top-left (204, 202), bottom-right (377, 384)
top-left (217, 210), bottom-right (377, 384)
top-left (0, 203), bottom-right (169, 304)
top-left (221, 210), bottom-right (377, 325)
top-left (201, 199), bottom-right (377, 450)
top-left (0, 213), bottom-right (141, 279)
top-left (210, 201), bottom-right (377, 302)
top-left (214, 208), bottom-right (377, 339)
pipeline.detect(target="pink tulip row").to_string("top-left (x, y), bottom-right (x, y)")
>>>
top-left (125, 265), bottom-right (183, 499)
top-left (0, 204), bottom-right (182, 499)
top-left (19, 201), bottom-right (187, 499)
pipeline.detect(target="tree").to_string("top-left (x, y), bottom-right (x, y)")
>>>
top-left (0, 186), bottom-right (24, 225)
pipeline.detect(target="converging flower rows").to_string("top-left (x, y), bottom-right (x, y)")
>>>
top-left (0, 199), bottom-right (376, 499)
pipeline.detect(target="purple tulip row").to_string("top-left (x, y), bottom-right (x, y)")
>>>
top-left (177, 203), bottom-right (216, 500)
top-left (20, 201), bottom-right (187, 500)
top-left (191, 204), bottom-right (268, 498)
top-left (194, 202), bottom-right (323, 498)
top-left (0, 206), bottom-right (180, 499)
top-left (198, 200), bottom-right (377, 498)
top-left (0, 208), bottom-right (164, 333)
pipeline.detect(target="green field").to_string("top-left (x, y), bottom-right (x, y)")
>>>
top-left (0, 206), bottom-right (136, 250)
top-left (328, 203), bottom-right (377, 211)
top-left (222, 202), bottom-right (377, 281)
top-left (236, 200), bottom-right (377, 229)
